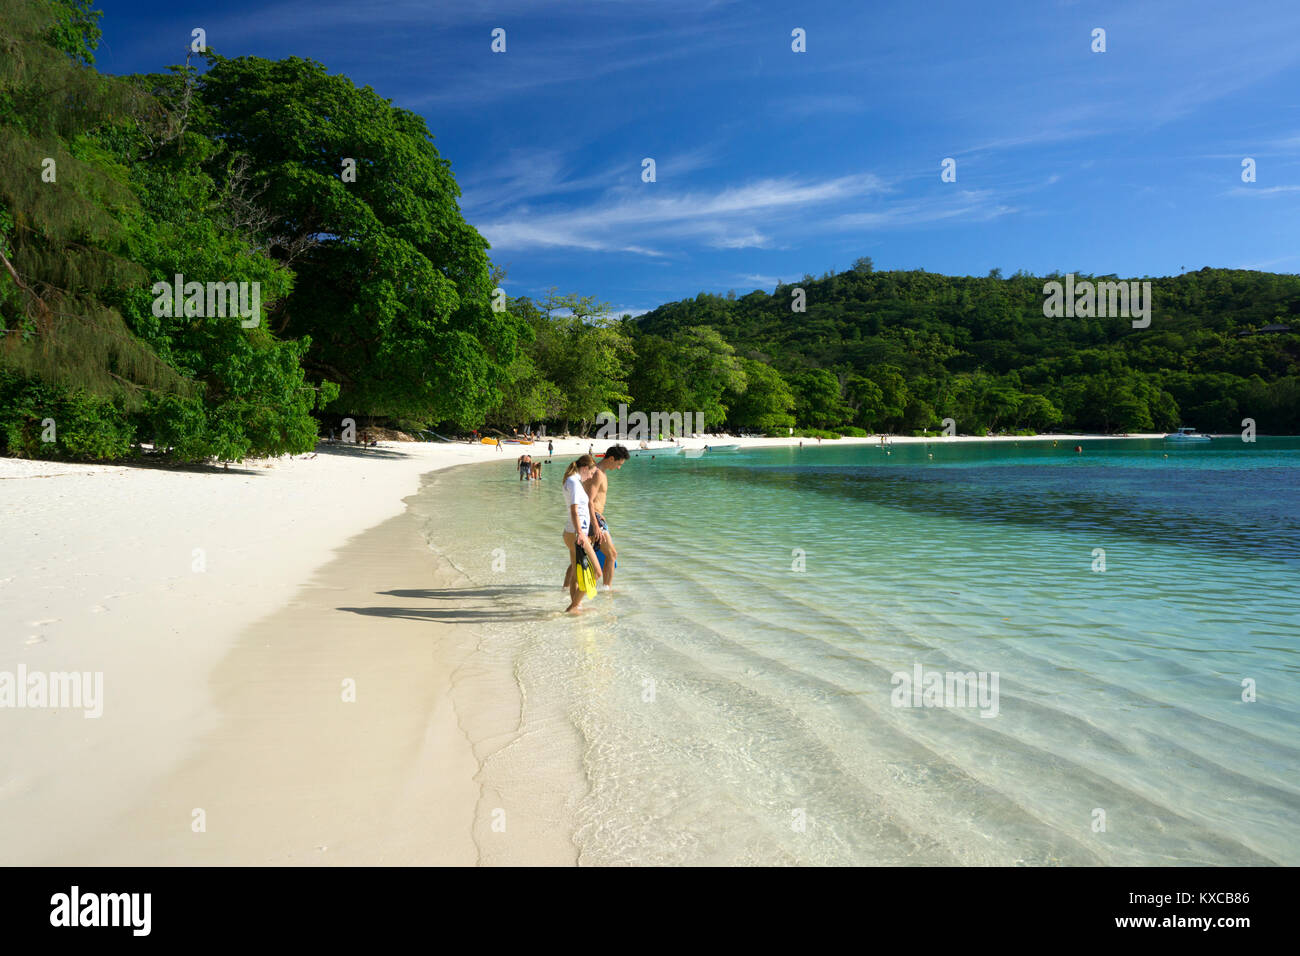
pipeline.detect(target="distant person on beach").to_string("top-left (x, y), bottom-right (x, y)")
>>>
top-left (584, 444), bottom-right (629, 588)
top-left (531, 461), bottom-right (542, 479)
top-left (518, 453), bottom-right (532, 480)
top-left (561, 455), bottom-right (602, 614)
top-left (548, 440), bottom-right (554, 457)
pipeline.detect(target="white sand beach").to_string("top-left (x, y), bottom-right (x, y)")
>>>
top-left (0, 431), bottom-right (1155, 865)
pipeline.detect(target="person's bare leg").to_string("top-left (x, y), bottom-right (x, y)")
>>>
top-left (563, 532), bottom-right (575, 589)
top-left (563, 534), bottom-right (583, 612)
top-left (601, 530), bottom-right (617, 588)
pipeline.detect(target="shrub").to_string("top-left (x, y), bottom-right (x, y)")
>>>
top-left (0, 370), bottom-right (135, 460)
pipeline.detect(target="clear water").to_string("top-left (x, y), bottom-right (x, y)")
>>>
top-left (416, 439), bottom-right (1300, 865)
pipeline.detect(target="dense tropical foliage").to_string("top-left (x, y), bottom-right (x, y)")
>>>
top-left (630, 261), bottom-right (1300, 436)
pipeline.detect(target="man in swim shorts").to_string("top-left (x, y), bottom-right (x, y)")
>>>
top-left (583, 444), bottom-right (629, 587)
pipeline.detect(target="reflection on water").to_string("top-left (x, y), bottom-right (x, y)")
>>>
top-left (415, 439), bottom-right (1300, 865)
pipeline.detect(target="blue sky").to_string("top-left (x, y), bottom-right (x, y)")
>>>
top-left (97, 0), bottom-right (1300, 316)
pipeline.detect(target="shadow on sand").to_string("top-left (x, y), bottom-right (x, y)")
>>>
top-left (337, 584), bottom-right (557, 624)
top-left (338, 605), bottom-right (543, 624)
top-left (312, 441), bottom-right (417, 461)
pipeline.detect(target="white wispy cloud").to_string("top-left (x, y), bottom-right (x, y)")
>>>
top-left (832, 190), bottom-right (1016, 230)
top-left (1239, 254), bottom-right (1300, 270)
top-left (460, 145), bottom-right (721, 215)
top-left (477, 172), bottom-right (889, 255)
top-left (1225, 184), bottom-right (1300, 198)
top-left (476, 171), bottom-right (1020, 256)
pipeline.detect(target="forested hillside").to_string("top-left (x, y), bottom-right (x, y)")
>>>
top-left (632, 261), bottom-right (1300, 435)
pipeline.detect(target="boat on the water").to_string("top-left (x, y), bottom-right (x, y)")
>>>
top-left (707, 444), bottom-right (740, 451)
top-left (1164, 427), bottom-right (1212, 442)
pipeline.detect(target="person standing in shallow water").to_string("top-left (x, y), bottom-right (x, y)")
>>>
top-left (561, 455), bottom-right (601, 614)
top-left (584, 445), bottom-right (628, 588)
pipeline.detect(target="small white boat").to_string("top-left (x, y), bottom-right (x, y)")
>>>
top-left (707, 444), bottom-right (740, 451)
top-left (1164, 427), bottom-right (1212, 442)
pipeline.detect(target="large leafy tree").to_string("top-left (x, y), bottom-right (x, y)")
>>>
top-left (628, 324), bottom-right (745, 426)
top-left (528, 291), bottom-right (632, 435)
top-left (192, 54), bottom-right (523, 424)
top-left (485, 297), bottom-right (563, 428)
top-left (100, 113), bottom-right (329, 460)
top-left (2, 1), bottom-right (335, 460)
top-left (0, 0), bottom-right (191, 425)
top-left (788, 368), bottom-right (848, 428)
top-left (725, 358), bottom-right (796, 431)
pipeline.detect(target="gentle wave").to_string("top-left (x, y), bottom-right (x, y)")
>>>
top-left (417, 439), bottom-right (1300, 865)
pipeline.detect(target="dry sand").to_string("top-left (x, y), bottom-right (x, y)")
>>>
top-left (0, 431), bottom-right (1151, 864)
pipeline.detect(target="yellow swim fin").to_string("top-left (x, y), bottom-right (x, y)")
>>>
top-left (575, 549), bottom-right (598, 598)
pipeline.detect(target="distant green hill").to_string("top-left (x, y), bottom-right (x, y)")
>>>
top-left (633, 265), bottom-right (1300, 435)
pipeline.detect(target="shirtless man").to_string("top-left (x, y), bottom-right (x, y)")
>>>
top-left (583, 444), bottom-right (629, 587)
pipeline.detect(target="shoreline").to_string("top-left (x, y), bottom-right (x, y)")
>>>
top-left (0, 431), bottom-right (1172, 864)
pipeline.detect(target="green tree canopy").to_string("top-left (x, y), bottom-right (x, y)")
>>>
top-left (191, 54), bottom-right (524, 425)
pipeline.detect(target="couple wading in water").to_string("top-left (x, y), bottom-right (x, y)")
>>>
top-left (561, 445), bottom-right (629, 613)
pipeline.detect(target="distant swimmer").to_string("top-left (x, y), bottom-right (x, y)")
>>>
top-left (1075, 445), bottom-right (1083, 453)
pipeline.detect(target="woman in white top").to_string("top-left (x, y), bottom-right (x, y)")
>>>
top-left (561, 454), bottom-right (601, 613)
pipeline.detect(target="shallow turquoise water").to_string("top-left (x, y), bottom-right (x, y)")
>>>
top-left (418, 438), bottom-right (1300, 865)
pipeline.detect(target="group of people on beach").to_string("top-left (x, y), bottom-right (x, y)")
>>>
top-left (560, 445), bottom-right (629, 614)
top-left (517, 453), bottom-right (542, 480)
